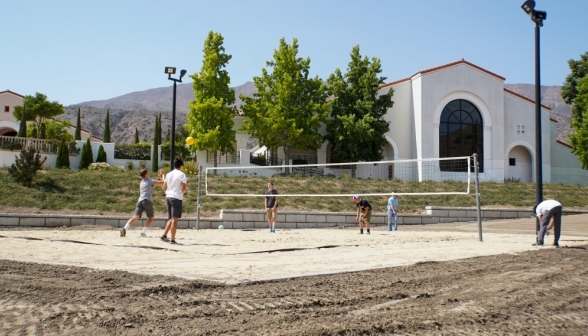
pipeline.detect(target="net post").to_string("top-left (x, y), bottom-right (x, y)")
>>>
top-left (196, 165), bottom-right (202, 230)
top-left (473, 154), bottom-right (483, 242)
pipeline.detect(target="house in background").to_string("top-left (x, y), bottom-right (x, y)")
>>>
top-left (0, 90), bottom-right (23, 136)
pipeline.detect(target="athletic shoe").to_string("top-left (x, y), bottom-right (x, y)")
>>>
top-left (160, 235), bottom-right (169, 242)
top-left (532, 243), bottom-right (544, 247)
top-left (170, 240), bottom-right (178, 245)
top-left (120, 228), bottom-right (126, 237)
top-left (546, 230), bottom-right (550, 236)
top-left (140, 232), bottom-right (147, 237)
top-left (367, 232), bottom-right (371, 235)
top-left (359, 232), bottom-right (363, 234)
top-left (553, 243), bottom-right (560, 248)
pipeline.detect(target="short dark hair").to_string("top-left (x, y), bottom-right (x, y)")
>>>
top-left (268, 181), bottom-right (274, 186)
top-left (174, 157), bottom-right (184, 169)
top-left (139, 169), bottom-right (148, 178)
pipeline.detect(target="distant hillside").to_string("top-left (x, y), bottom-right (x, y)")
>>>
top-left (65, 82), bottom-right (572, 144)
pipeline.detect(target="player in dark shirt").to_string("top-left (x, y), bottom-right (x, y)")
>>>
top-left (352, 195), bottom-right (372, 234)
top-left (265, 182), bottom-right (279, 233)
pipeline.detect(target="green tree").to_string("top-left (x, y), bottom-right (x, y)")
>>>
top-left (151, 114), bottom-right (161, 172)
top-left (75, 107), bottom-right (82, 141)
top-left (134, 127), bottom-right (139, 144)
top-left (56, 139), bottom-right (70, 169)
top-left (240, 38), bottom-right (330, 169)
top-left (12, 92), bottom-right (64, 132)
top-left (8, 146), bottom-right (47, 186)
top-left (45, 120), bottom-right (74, 142)
top-left (79, 138), bottom-right (94, 170)
top-left (103, 109), bottom-right (111, 143)
top-left (96, 145), bottom-right (107, 163)
top-left (187, 31), bottom-right (236, 168)
top-left (562, 52), bottom-right (588, 168)
top-left (325, 45), bottom-right (394, 163)
top-left (17, 101), bottom-right (26, 137)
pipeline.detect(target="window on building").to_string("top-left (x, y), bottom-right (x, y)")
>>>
top-left (509, 158), bottom-right (516, 166)
top-left (439, 99), bottom-right (483, 172)
top-left (4, 106), bottom-right (9, 113)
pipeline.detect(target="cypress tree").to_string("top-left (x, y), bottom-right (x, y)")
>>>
top-left (56, 139), bottom-right (70, 169)
top-left (75, 107), bottom-right (82, 141)
top-left (103, 109), bottom-right (111, 143)
top-left (96, 145), bottom-right (107, 163)
top-left (135, 127), bottom-right (139, 144)
top-left (18, 101), bottom-right (27, 137)
top-left (79, 138), bottom-right (93, 169)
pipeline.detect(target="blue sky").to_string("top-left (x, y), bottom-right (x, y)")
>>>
top-left (1, 0), bottom-right (586, 105)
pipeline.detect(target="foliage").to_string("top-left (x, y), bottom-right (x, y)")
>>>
top-left (152, 114), bottom-right (161, 172)
top-left (160, 141), bottom-right (192, 161)
top-left (240, 38), bottom-right (331, 165)
top-left (562, 52), bottom-right (588, 169)
top-left (96, 145), bottom-right (107, 163)
top-left (326, 45), bottom-right (394, 162)
top-left (139, 161), bottom-right (146, 169)
top-left (134, 127), bottom-right (140, 144)
top-left (44, 119), bottom-right (74, 141)
top-left (89, 162), bottom-right (124, 171)
top-left (55, 139), bottom-right (70, 169)
top-left (126, 161), bottom-right (134, 170)
top-left (79, 138), bottom-right (94, 170)
top-left (39, 123), bottom-right (46, 139)
top-left (187, 31), bottom-right (236, 168)
top-left (7, 146), bottom-right (47, 186)
top-left (183, 160), bottom-right (199, 175)
top-left (75, 107), bottom-right (82, 141)
top-left (103, 109), bottom-right (111, 143)
top-left (12, 92), bottom-right (65, 132)
top-left (18, 105), bottom-right (26, 137)
top-left (114, 142), bottom-right (151, 160)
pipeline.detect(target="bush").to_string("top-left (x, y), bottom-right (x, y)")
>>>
top-left (96, 145), bottom-right (107, 163)
top-left (160, 141), bottom-right (192, 161)
top-left (8, 146), bottom-right (47, 186)
top-left (126, 161), bottom-right (134, 170)
top-left (79, 138), bottom-right (94, 170)
top-left (55, 139), bottom-right (70, 169)
top-left (114, 143), bottom-right (151, 160)
top-left (183, 160), bottom-right (199, 175)
top-left (139, 160), bottom-right (146, 169)
top-left (89, 162), bottom-right (124, 171)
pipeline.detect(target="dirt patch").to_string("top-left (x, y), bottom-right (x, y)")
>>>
top-left (1, 247), bottom-right (587, 335)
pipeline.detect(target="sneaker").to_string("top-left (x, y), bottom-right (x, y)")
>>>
top-left (359, 232), bottom-right (364, 235)
top-left (367, 231), bottom-right (371, 235)
top-left (140, 232), bottom-right (147, 237)
top-left (170, 240), bottom-right (178, 245)
top-left (120, 228), bottom-right (126, 237)
top-left (546, 230), bottom-right (551, 236)
top-left (532, 242), bottom-right (544, 247)
top-left (160, 235), bottom-right (169, 242)
top-left (553, 243), bottom-right (560, 248)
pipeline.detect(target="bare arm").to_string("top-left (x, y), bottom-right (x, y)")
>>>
top-left (181, 182), bottom-right (187, 193)
top-left (162, 181), bottom-right (168, 193)
top-left (273, 196), bottom-right (279, 209)
top-left (547, 217), bottom-right (555, 230)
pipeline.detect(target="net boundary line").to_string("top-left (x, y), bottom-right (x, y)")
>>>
top-left (206, 192), bottom-right (469, 197)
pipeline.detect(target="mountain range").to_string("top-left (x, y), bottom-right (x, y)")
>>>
top-left (62, 82), bottom-right (572, 144)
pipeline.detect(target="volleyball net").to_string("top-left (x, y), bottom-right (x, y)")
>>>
top-left (204, 156), bottom-right (472, 197)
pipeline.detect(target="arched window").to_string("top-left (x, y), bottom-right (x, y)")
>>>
top-left (439, 99), bottom-right (483, 172)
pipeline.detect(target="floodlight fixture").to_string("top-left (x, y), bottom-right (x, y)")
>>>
top-left (164, 66), bottom-right (187, 169)
top-left (521, 0), bottom-right (535, 15)
top-left (164, 67), bottom-right (176, 75)
top-left (180, 69), bottom-right (187, 80)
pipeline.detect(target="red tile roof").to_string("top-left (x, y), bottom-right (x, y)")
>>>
top-left (0, 90), bottom-right (24, 98)
top-left (504, 88), bottom-right (552, 111)
top-left (380, 59), bottom-right (506, 88)
top-left (556, 140), bottom-right (573, 149)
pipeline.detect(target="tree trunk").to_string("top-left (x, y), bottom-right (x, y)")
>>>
top-left (213, 151), bottom-right (218, 175)
top-left (284, 146), bottom-right (290, 174)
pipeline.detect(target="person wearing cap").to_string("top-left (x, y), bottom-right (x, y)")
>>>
top-left (533, 199), bottom-right (563, 248)
top-left (352, 196), bottom-right (372, 234)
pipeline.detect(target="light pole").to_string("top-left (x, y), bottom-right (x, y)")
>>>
top-left (164, 66), bottom-right (187, 169)
top-left (521, 0), bottom-right (546, 236)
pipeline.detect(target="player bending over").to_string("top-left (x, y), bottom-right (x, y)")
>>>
top-left (120, 169), bottom-right (164, 237)
top-left (352, 195), bottom-right (372, 235)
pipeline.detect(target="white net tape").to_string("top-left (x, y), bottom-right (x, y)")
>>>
top-left (205, 156), bottom-right (471, 197)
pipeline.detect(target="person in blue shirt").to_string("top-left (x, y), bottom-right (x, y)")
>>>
top-left (387, 194), bottom-right (399, 231)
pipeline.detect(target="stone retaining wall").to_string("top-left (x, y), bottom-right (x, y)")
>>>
top-left (1, 206), bottom-right (586, 229)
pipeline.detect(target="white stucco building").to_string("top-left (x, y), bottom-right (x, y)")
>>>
top-left (216, 59), bottom-right (588, 185)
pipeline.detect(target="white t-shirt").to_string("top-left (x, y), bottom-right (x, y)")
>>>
top-left (536, 199), bottom-right (562, 216)
top-left (164, 169), bottom-right (187, 200)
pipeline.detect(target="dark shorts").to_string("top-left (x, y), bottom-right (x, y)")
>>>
top-left (166, 197), bottom-right (183, 219)
top-left (134, 199), bottom-right (154, 218)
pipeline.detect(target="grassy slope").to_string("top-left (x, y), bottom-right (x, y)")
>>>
top-left (0, 168), bottom-right (587, 216)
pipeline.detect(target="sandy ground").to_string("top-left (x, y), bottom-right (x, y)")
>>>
top-left (1, 215), bottom-right (587, 335)
top-left (1, 215), bottom-right (587, 283)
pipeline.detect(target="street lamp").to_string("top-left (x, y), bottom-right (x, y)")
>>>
top-left (164, 66), bottom-right (187, 169)
top-left (520, 0), bottom-right (546, 237)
